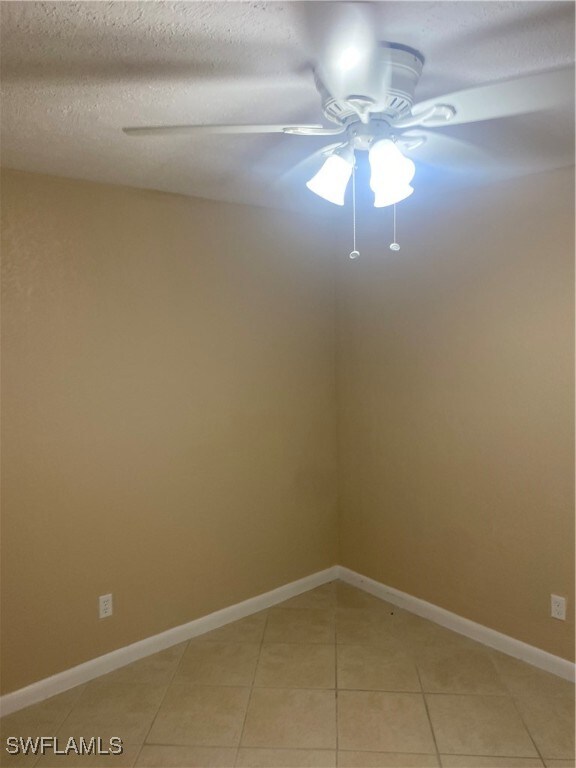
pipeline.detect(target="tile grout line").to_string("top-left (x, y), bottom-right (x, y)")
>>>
top-left (333, 587), bottom-right (339, 765)
top-left (507, 692), bottom-right (548, 766)
top-left (131, 639), bottom-right (192, 767)
top-left (234, 610), bottom-right (271, 767)
top-left (415, 665), bottom-right (443, 768)
top-left (30, 685), bottom-right (88, 768)
top-left (489, 652), bottom-right (548, 766)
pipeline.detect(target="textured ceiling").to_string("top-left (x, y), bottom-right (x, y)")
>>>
top-left (1, 1), bottom-right (574, 211)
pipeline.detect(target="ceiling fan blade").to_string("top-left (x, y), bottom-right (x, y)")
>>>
top-left (122, 124), bottom-right (346, 137)
top-left (411, 67), bottom-right (574, 128)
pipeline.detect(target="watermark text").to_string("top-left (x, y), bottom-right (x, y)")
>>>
top-left (5, 736), bottom-right (123, 756)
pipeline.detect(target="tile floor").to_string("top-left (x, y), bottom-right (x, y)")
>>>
top-left (1, 581), bottom-right (574, 768)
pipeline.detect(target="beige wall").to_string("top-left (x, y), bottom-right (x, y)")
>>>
top-left (1, 169), bottom-right (339, 694)
top-left (2, 164), bottom-right (574, 695)
top-left (337, 167), bottom-right (575, 661)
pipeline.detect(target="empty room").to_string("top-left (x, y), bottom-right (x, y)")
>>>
top-left (0, 2), bottom-right (574, 767)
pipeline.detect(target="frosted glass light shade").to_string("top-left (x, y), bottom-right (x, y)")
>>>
top-left (306, 154), bottom-right (353, 206)
top-left (369, 139), bottom-right (415, 185)
top-left (369, 139), bottom-right (415, 207)
top-left (373, 184), bottom-right (414, 208)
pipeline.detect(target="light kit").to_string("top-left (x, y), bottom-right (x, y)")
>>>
top-left (304, 125), bottom-right (418, 258)
top-left (305, 136), bottom-right (416, 208)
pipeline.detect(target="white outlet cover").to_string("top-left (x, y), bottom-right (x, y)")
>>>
top-left (551, 594), bottom-right (566, 621)
top-left (99, 593), bottom-right (113, 619)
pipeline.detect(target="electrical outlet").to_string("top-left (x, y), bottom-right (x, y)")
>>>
top-left (99, 593), bottom-right (113, 619)
top-left (550, 594), bottom-right (566, 621)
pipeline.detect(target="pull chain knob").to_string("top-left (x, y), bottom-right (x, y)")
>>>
top-left (389, 204), bottom-right (400, 251)
top-left (349, 163), bottom-right (360, 260)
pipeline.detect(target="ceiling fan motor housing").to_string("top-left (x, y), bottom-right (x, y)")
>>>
top-left (318, 42), bottom-right (425, 125)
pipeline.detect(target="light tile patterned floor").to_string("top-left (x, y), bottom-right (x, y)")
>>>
top-left (1, 581), bottom-right (574, 768)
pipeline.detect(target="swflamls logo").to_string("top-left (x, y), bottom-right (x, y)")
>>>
top-left (5, 736), bottom-right (123, 755)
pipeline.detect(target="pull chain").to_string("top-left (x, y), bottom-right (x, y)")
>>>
top-left (390, 203), bottom-right (400, 251)
top-left (349, 164), bottom-right (359, 259)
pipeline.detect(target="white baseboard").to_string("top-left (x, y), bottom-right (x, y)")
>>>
top-left (337, 566), bottom-right (576, 683)
top-left (0, 566), bottom-right (339, 716)
top-left (3, 563), bottom-right (573, 716)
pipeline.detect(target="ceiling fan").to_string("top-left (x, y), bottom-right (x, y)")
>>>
top-left (122, 3), bottom-right (573, 208)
